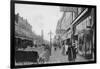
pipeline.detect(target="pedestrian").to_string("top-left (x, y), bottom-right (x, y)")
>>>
top-left (65, 41), bottom-right (68, 55)
top-left (54, 43), bottom-right (57, 51)
top-left (62, 41), bottom-right (65, 55)
top-left (75, 40), bottom-right (78, 54)
top-left (54, 47), bottom-right (56, 51)
top-left (62, 45), bottom-right (65, 55)
top-left (72, 45), bottom-right (76, 62)
top-left (72, 41), bottom-right (78, 62)
top-left (67, 42), bottom-right (73, 62)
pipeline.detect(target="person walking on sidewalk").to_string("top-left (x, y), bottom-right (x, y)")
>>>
top-left (72, 44), bottom-right (77, 62)
top-left (67, 42), bottom-right (77, 62)
top-left (65, 42), bottom-right (68, 55)
top-left (67, 42), bottom-right (73, 62)
top-left (62, 41), bottom-right (65, 56)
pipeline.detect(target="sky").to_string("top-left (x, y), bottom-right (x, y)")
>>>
top-left (15, 3), bottom-right (63, 41)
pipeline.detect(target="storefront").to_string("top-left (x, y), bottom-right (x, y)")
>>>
top-left (15, 23), bottom-right (34, 50)
top-left (61, 27), bottom-right (72, 46)
top-left (73, 8), bottom-right (94, 59)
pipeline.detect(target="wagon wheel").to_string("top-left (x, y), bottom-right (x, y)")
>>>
top-left (38, 57), bottom-right (45, 64)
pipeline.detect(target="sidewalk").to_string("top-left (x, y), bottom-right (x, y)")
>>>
top-left (47, 47), bottom-right (92, 63)
top-left (47, 47), bottom-right (69, 63)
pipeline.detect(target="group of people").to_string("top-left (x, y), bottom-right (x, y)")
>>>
top-left (62, 40), bottom-right (78, 62)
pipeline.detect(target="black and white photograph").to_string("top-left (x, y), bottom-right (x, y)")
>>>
top-left (11, 0), bottom-right (96, 68)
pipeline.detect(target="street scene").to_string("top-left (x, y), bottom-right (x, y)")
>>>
top-left (14, 3), bottom-right (95, 66)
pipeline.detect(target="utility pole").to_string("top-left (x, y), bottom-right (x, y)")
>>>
top-left (41, 29), bottom-right (44, 44)
top-left (48, 31), bottom-right (53, 46)
top-left (48, 31), bottom-right (53, 56)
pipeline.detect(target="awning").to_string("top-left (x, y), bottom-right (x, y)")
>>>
top-left (15, 31), bottom-right (33, 40)
top-left (61, 32), bottom-right (71, 41)
top-left (15, 24), bottom-right (33, 40)
top-left (72, 8), bottom-right (88, 25)
top-left (67, 33), bottom-right (71, 39)
top-left (77, 29), bottom-right (92, 38)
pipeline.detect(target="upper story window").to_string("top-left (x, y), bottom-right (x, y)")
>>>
top-left (15, 14), bottom-right (19, 24)
top-left (78, 7), bottom-right (86, 15)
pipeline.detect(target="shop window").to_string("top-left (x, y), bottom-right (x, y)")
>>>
top-left (86, 16), bottom-right (92, 29)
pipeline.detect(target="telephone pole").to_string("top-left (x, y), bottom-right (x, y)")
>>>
top-left (41, 29), bottom-right (44, 44)
top-left (48, 31), bottom-right (53, 46)
top-left (48, 31), bottom-right (53, 56)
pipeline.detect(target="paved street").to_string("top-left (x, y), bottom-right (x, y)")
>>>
top-left (46, 46), bottom-right (91, 63)
top-left (24, 46), bottom-right (90, 63)
top-left (48, 47), bottom-right (69, 63)
top-left (15, 46), bottom-right (94, 66)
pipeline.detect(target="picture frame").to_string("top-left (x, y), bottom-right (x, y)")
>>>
top-left (10, 0), bottom-right (96, 68)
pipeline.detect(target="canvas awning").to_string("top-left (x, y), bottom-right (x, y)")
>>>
top-left (15, 24), bottom-right (33, 40)
top-left (72, 8), bottom-right (88, 25)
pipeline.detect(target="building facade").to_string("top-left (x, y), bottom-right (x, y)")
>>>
top-left (15, 13), bottom-right (33, 40)
top-left (15, 13), bottom-right (34, 49)
top-left (56, 7), bottom-right (77, 46)
top-left (15, 13), bottom-right (47, 49)
top-left (56, 7), bottom-right (95, 59)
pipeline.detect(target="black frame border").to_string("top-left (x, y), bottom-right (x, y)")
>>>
top-left (10, 0), bottom-right (97, 68)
